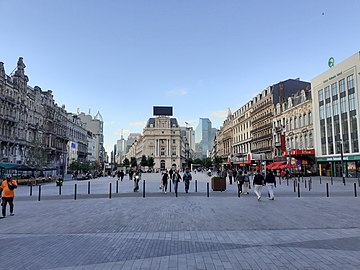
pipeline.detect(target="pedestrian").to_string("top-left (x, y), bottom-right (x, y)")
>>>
top-left (0, 176), bottom-right (18, 218)
top-left (265, 170), bottom-right (276, 200)
top-left (162, 170), bottom-right (169, 193)
top-left (129, 169), bottom-right (134, 181)
top-left (172, 169), bottom-right (182, 194)
top-left (169, 168), bottom-right (174, 180)
top-left (253, 170), bottom-right (265, 201)
top-left (235, 170), bottom-right (243, 194)
top-left (117, 170), bottom-right (121, 180)
top-left (133, 170), bottom-right (141, 192)
top-left (281, 170), bottom-right (285, 180)
top-left (119, 170), bottom-right (124, 181)
top-left (242, 171), bottom-right (250, 194)
top-left (183, 168), bottom-right (192, 193)
top-left (228, 169), bottom-right (233, 185)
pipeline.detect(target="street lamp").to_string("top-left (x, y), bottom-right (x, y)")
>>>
top-left (339, 139), bottom-right (345, 185)
top-left (287, 132), bottom-right (294, 177)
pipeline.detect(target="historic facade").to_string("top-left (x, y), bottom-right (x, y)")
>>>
top-left (0, 57), bottom-right (93, 176)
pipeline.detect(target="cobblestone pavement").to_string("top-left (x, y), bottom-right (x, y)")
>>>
top-left (1, 173), bottom-right (359, 269)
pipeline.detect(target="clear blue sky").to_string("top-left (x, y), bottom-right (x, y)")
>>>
top-left (1, 0), bottom-right (359, 154)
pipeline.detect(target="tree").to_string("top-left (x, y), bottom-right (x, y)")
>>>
top-left (203, 157), bottom-right (212, 169)
top-left (213, 156), bottom-right (223, 172)
top-left (186, 158), bottom-right (193, 168)
top-left (193, 158), bottom-right (203, 165)
top-left (123, 157), bottom-right (130, 167)
top-left (140, 155), bottom-right (148, 169)
top-left (147, 156), bottom-right (155, 168)
top-left (130, 157), bottom-right (137, 168)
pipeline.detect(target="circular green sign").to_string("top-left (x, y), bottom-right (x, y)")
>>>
top-left (328, 57), bottom-right (334, 68)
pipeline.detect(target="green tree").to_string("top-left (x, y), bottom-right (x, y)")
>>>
top-left (140, 155), bottom-right (148, 169)
top-left (130, 157), bottom-right (137, 168)
top-left (147, 156), bottom-right (155, 168)
top-left (123, 158), bottom-right (130, 167)
top-left (213, 156), bottom-right (223, 171)
top-left (186, 158), bottom-right (193, 168)
top-left (203, 157), bottom-right (212, 168)
top-left (193, 158), bottom-right (203, 165)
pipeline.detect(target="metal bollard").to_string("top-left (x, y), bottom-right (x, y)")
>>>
top-left (195, 180), bottom-right (198, 192)
top-left (169, 180), bottom-right (171, 192)
top-left (74, 184), bottom-right (77, 200)
top-left (326, 183), bottom-right (329, 197)
top-left (331, 176), bottom-right (333, 185)
top-left (238, 184), bottom-right (241, 198)
top-left (30, 184), bottom-right (33, 196)
top-left (297, 183), bottom-right (300, 198)
top-left (88, 181), bottom-right (91, 195)
top-left (293, 180), bottom-right (296, 192)
top-left (287, 178), bottom-right (289, 186)
top-left (320, 176), bottom-right (322, 184)
top-left (354, 183), bottom-right (357, 197)
top-left (207, 182), bottom-right (209, 197)
top-left (116, 180), bottom-right (118, 193)
top-left (308, 180), bottom-right (311, 191)
top-left (38, 185), bottom-right (41, 201)
top-left (305, 180), bottom-right (307, 189)
top-left (143, 180), bottom-right (145, 198)
top-left (59, 184), bottom-right (62, 195)
top-left (109, 183), bottom-right (112, 199)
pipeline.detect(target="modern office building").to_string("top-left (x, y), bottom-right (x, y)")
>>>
top-left (312, 52), bottom-right (360, 177)
top-left (195, 118), bottom-right (216, 159)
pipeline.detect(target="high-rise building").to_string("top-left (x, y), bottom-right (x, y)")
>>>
top-left (195, 118), bottom-right (215, 159)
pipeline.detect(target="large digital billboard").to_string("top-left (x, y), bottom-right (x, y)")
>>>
top-left (153, 106), bottom-right (173, 116)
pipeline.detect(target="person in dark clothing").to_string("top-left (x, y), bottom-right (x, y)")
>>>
top-left (265, 170), bottom-right (276, 200)
top-left (162, 170), bottom-right (169, 193)
top-left (235, 170), bottom-right (243, 194)
top-left (253, 170), bottom-right (265, 201)
top-left (182, 168), bottom-right (192, 193)
top-left (172, 169), bottom-right (182, 194)
top-left (119, 170), bottom-right (125, 181)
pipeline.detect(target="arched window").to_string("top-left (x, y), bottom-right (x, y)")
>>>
top-left (294, 117), bottom-right (297, 129)
top-left (308, 112), bottom-right (312, 125)
top-left (299, 116), bottom-right (302, 128)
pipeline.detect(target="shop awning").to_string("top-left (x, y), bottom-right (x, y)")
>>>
top-left (266, 162), bottom-right (285, 169)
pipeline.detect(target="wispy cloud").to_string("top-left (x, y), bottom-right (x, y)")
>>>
top-left (129, 121), bottom-right (146, 127)
top-left (210, 110), bottom-right (228, 119)
top-left (166, 88), bottom-right (188, 96)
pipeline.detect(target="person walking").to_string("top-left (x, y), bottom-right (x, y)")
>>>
top-left (265, 170), bottom-right (276, 200)
top-left (172, 169), bottom-right (182, 195)
top-left (129, 169), bottom-right (134, 181)
top-left (242, 171), bottom-right (251, 194)
top-left (228, 169), bottom-right (233, 185)
top-left (183, 168), bottom-right (192, 193)
top-left (0, 176), bottom-right (18, 218)
top-left (235, 170), bottom-right (243, 194)
top-left (253, 170), bottom-right (265, 201)
top-left (162, 170), bottom-right (169, 194)
top-left (133, 170), bottom-right (141, 192)
top-left (119, 170), bottom-right (125, 181)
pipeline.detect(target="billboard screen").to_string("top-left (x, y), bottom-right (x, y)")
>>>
top-left (153, 106), bottom-right (173, 116)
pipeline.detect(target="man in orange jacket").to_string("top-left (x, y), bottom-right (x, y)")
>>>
top-left (0, 176), bottom-right (18, 218)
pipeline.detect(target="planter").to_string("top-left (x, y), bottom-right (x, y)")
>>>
top-left (211, 177), bottom-right (226, 191)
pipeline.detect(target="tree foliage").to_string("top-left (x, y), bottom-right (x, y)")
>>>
top-left (147, 156), bottom-right (155, 168)
top-left (122, 158), bottom-right (130, 167)
top-left (203, 157), bottom-right (212, 168)
top-left (193, 158), bottom-right (203, 165)
top-left (140, 155), bottom-right (148, 167)
top-left (130, 157), bottom-right (137, 168)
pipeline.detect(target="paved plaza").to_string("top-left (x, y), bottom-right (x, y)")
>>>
top-left (0, 172), bottom-right (359, 269)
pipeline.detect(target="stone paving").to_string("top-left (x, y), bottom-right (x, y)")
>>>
top-left (0, 173), bottom-right (359, 269)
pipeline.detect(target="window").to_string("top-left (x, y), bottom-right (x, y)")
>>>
top-left (318, 89), bottom-right (324, 102)
top-left (348, 92), bottom-right (356, 111)
top-left (347, 75), bottom-right (354, 90)
top-left (331, 82), bottom-right (338, 97)
top-left (339, 79), bottom-right (345, 93)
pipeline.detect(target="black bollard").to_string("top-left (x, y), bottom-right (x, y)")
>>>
top-left (238, 184), bottom-right (241, 198)
top-left (298, 175), bottom-right (300, 183)
top-left (293, 180), bottom-right (296, 192)
top-left (354, 183), bottom-right (357, 197)
top-left (343, 177), bottom-right (346, 186)
top-left (116, 180), bottom-right (118, 193)
top-left (305, 180), bottom-right (307, 189)
top-left (331, 176), bottom-right (333, 185)
top-left (30, 183), bottom-right (33, 196)
top-left (287, 178), bottom-right (289, 186)
top-left (109, 183), bottom-right (112, 199)
top-left (326, 183), bottom-right (329, 197)
top-left (207, 182), bottom-right (209, 197)
top-left (195, 180), bottom-right (198, 192)
top-left (143, 180), bottom-right (145, 198)
top-left (88, 181), bottom-right (91, 195)
top-left (74, 184), bottom-right (77, 200)
top-left (59, 184), bottom-right (62, 195)
top-left (169, 180), bottom-right (171, 192)
top-left (308, 179), bottom-right (311, 191)
top-left (297, 183), bottom-right (300, 198)
top-left (320, 176), bottom-right (322, 184)
top-left (38, 185), bottom-right (41, 201)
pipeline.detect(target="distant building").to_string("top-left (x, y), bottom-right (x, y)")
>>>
top-left (195, 118), bottom-right (216, 159)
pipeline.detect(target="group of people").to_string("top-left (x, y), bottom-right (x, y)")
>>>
top-left (161, 168), bottom-right (192, 194)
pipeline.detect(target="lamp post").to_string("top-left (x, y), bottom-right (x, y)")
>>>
top-left (340, 139), bottom-right (345, 185)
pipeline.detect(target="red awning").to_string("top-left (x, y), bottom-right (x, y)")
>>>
top-left (279, 163), bottom-right (298, 169)
top-left (267, 162), bottom-right (285, 169)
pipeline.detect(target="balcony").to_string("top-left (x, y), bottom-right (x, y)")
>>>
top-left (251, 123), bottom-right (272, 133)
top-left (251, 112), bottom-right (273, 125)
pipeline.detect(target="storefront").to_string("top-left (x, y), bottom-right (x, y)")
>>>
top-left (284, 149), bottom-right (316, 174)
top-left (316, 155), bottom-right (360, 178)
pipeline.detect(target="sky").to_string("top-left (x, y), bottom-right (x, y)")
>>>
top-left (1, 0), bottom-right (360, 154)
